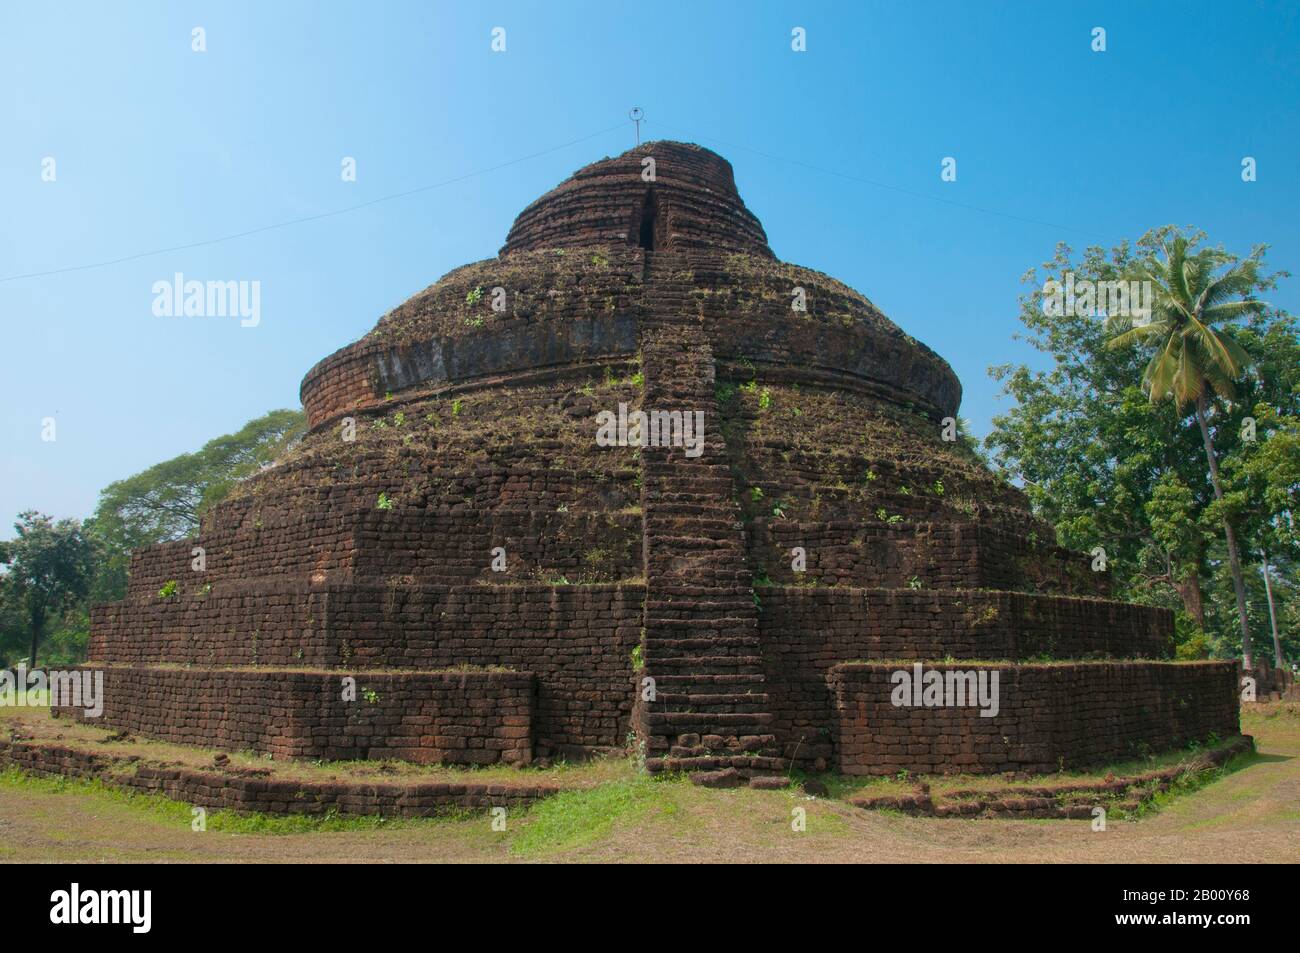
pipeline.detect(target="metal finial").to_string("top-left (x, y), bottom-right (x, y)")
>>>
top-left (629, 107), bottom-right (645, 146)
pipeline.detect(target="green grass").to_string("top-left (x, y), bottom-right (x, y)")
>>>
top-left (0, 761), bottom-right (683, 848)
top-left (0, 766), bottom-right (476, 834)
top-left (0, 704), bottom-right (630, 788)
top-left (5, 706), bottom-right (1288, 852)
top-left (507, 775), bottom-right (680, 856)
top-left (1115, 747), bottom-right (1260, 821)
top-left (1, 760), bottom-right (693, 856)
top-left (790, 732), bottom-right (1255, 804)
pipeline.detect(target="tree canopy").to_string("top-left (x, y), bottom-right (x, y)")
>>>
top-left (0, 511), bottom-right (96, 667)
top-left (986, 226), bottom-right (1298, 663)
top-left (0, 408), bottom-right (305, 664)
top-left (87, 408), bottom-right (305, 602)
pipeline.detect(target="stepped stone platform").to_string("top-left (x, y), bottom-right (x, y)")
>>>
top-left (0, 728), bottom-right (559, 819)
top-left (63, 141), bottom-right (1240, 797)
top-left (848, 733), bottom-right (1254, 818)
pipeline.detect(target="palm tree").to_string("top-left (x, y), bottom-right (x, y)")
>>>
top-left (1106, 236), bottom-right (1266, 669)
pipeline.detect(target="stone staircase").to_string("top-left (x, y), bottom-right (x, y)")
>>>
top-left (633, 252), bottom-right (785, 787)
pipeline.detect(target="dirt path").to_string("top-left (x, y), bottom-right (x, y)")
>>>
top-left (3, 709), bottom-right (1296, 864)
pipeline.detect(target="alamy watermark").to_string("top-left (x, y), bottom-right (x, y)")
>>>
top-left (0, 664), bottom-right (103, 718)
top-left (152, 273), bottom-right (261, 327)
top-left (1042, 273), bottom-right (1153, 320)
top-left (890, 663), bottom-right (1000, 718)
top-left (595, 402), bottom-right (705, 458)
top-left (50, 883), bottom-right (150, 933)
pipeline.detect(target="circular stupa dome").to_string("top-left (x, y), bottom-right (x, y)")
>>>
top-left (79, 140), bottom-right (1207, 791)
top-left (299, 141), bottom-right (960, 430)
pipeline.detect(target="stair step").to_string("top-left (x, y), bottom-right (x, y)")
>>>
top-left (652, 675), bottom-right (768, 692)
top-left (646, 711), bottom-right (773, 728)
top-left (642, 634), bottom-right (759, 650)
top-left (646, 514), bottom-right (740, 527)
top-left (646, 609), bottom-right (756, 623)
top-left (668, 734), bottom-right (780, 755)
top-left (645, 584), bottom-right (755, 598)
top-left (657, 692), bottom-right (770, 707)
top-left (645, 618), bottom-right (758, 632)
top-left (643, 536), bottom-right (745, 551)
top-left (646, 754), bottom-right (786, 774)
top-left (643, 635), bottom-right (760, 649)
top-left (646, 596), bottom-right (756, 610)
top-left (645, 575), bottom-right (753, 589)
top-left (646, 653), bottom-right (763, 667)
top-left (633, 319), bottom-right (783, 766)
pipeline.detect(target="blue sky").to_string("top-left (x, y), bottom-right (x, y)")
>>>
top-left (3, 1), bottom-right (1298, 529)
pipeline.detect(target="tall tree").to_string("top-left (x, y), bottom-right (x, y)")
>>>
top-left (1105, 236), bottom-right (1268, 668)
top-left (1222, 405), bottom-right (1300, 666)
top-left (89, 408), bottom-right (305, 601)
top-left (0, 511), bottom-right (95, 667)
top-left (988, 227), bottom-right (1296, 666)
top-left (987, 237), bottom-right (1215, 640)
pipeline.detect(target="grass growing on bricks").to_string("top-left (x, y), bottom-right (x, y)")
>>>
top-left (0, 766), bottom-right (477, 834)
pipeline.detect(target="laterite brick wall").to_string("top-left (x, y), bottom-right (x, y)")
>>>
top-left (90, 583), bottom-right (644, 756)
top-left (749, 520), bottom-right (1106, 595)
top-left (830, 661), bottom-right (1239, 775)
top-left (123, 510), bottom-right (641, 599)
top-left (55, 667), bottom-right (535, 765)
top-left (756, 586), bottom-right (1175, 764)
top-left (297, 339), bottom-right (384, 428)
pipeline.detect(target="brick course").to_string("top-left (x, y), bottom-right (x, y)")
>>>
top-left (750, 520), bottom-right (1108, 595)
top-left (90, 584), bottom-right (643, 756)
top-left (830, 661), bottom-right (1239, 775)
top-left (0, 739), bottom-right (554, 817)
top-left (755, 585), bottom-right (1174, 765)
top-left (55, 667), bottom-right (535, 765)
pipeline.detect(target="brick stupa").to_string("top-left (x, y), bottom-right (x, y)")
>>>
top-left (75, 142), bottom-right (1239, 784)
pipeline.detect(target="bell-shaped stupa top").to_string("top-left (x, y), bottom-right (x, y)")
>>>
top-left (502, 141), bottom-right (774, 258)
